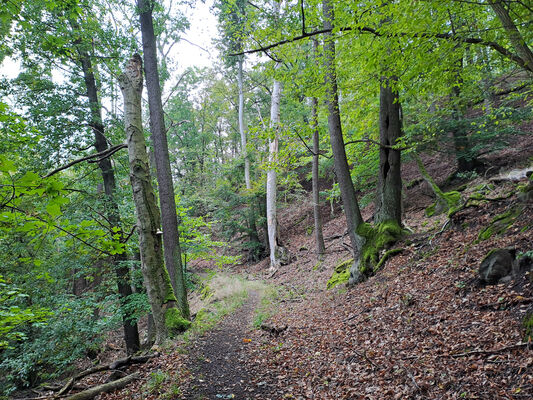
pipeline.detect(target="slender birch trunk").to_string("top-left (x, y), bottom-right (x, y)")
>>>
top-left (266, 0), bottom-right (282, 271)
top-left (119, 54), bottom-right (189, 345)
top-left (267, 71), bottom-right (281, 270)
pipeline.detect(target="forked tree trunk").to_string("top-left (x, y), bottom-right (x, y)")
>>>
top-left (322, 0), bottom-right (365, 281)
top-left (78, 50), bottom-right (140, 355)
top-left (137, 0), bottom-right (189, 320)
top-left (119, 54), bottom-right (188, 345)
top-left (375, 79), bottom-right (402, 225)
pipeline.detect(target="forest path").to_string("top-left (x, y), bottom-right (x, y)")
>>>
top-left (179, 290), bottom-right (268, 400)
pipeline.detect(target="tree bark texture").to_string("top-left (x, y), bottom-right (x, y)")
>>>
top-left (322, 0), bottom-right (364, 261)
top-left (119, 54), bottom-right (182, 345)
top-left (78, 50), bottom-right (140, 355)
top-left (137, 0), bottom-right (189, 319)
top-left (375, 79), bottom-right (402, 225)
top-left (489, 1), bottom-right (533, 74)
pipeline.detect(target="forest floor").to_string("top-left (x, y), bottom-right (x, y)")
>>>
top-left (34, 133), bottom-right (533, 399)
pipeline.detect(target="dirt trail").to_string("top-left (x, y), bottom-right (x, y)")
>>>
top-left (180, 290), bottom-right (269, 400)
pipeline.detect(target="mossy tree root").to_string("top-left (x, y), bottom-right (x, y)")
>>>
top-left (349, 221), bottom-right (405, 285)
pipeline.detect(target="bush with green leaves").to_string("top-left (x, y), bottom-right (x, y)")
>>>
top-left (0, 292), bottom-right (121, 395)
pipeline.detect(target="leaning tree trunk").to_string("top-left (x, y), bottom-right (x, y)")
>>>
top-left (489, 1), bottom-right (533, 74)
top-left (322, 0), bottom-right (365, 282)
top-left (78, 50), bottom-right (140, 354)
top-left (375, 79), bottom-right (402, 225)
top-left (119, 54), bottom-right (189, 345)
top-left (137, 0), bottom-right (189, 320)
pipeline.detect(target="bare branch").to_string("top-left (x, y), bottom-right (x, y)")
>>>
top-left (44, 144), bottom-right (127, 178)
top-left (344, 138), bottom-right (410, 151)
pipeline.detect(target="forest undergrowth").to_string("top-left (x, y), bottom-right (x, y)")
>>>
top-left (39, 131), bottom-right (532, 400)
top-left (6, 119), bottom-right (533, 400)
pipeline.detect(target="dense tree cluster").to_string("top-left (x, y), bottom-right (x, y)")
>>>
top-left (0, 0), bottom-right (531, 395)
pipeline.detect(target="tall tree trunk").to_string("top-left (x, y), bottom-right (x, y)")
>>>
top-left (375, 79), bottom-right (402, 225)
top-left (311, 96), bottom-right (325, 259)
top-left (450, 57), bottom-right (477, 173)
top-left (78, 51), bottom-right (140, 355)
top-left (119, 54), bottom-right (189, 345)
top-left (137, 0), bottom-right (189, 320)
top-left (311, 39), bottom-right (325, 259)
top-left (489, 1), bottom-right (533, 74)
top-left (322, 0), bottom-right (365, 281)
top-left (238, 55), bottom-right (251, 190)
top-left (266, 0), bottom-right (282, 271)
top-left (267, 73), bottom-right (281, 270)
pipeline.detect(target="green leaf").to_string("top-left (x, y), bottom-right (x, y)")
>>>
top-left (46, 203), bottom-right (62, 218)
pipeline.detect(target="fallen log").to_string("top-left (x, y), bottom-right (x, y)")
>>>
top-left (57, 353), bottom-right (157, 396)
top-left (64, 372), bottom-right (139, 400)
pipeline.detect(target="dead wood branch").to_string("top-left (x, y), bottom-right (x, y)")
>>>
top-left (44, 144), bottom-right (127, 178)
top-left (58, 354), bottom-right (156, 396)
top-left (450, 342), bottom-right (530, 358)
top-left (64, 372), bottom-right (139, 400)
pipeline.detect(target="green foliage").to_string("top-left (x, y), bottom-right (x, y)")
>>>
top-left (0, 276), bottom-right (51, 349)
top-left (0, 292), bottom-right (119, 394)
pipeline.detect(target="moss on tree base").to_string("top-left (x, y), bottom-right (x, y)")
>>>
top-left (350, 221), bottom-right (405, 284)
top-left (164, 307), bottom-right (191, 334)
top-left (327, 221), bottom-right (405, 288)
